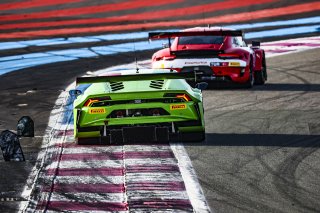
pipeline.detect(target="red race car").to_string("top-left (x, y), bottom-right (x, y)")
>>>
top-left (149, 27), bottom-right (267, 88)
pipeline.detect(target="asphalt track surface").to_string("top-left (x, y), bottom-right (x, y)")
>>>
top-left (0, 0), bottom-right (320, 212)
top-left (186, 48), bottom-right (320, 212)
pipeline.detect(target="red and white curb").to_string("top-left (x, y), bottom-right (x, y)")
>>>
top-left (19, 36), bottom-right (320, 213)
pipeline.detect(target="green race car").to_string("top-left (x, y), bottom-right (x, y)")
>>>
top-left (71, 69), bottom-right (206, 144)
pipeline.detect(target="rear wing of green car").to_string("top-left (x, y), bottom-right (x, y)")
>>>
top-left (76, 72), bottom-right (196, 85)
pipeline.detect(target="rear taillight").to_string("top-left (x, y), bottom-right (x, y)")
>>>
top-left (84, 99), bottom-right (98, 107)
top-left (176, 94), bottom-right (192, 102)
top-left (172, 68), bottom-right (182, 72)
top-left (155, 55), bottom-right (176, 61)
top-left (163, 93), bottom-right (192, 102)
top-left (163, 55), bottom-right (176, 61)
top-left (218, 53), bottom-right (240, 59)
top-left (83, 96), bottom-right (111, 107)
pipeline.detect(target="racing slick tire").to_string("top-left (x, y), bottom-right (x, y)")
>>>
top-left (244, 62), bottom-right (254, 88)
top-left (254, 55), bottom-right (267, 85)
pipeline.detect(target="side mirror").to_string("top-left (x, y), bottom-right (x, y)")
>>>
top-left (69, 89), bottom-right (82, 97)
top-left (162, 43), bottom-right (169, 48)
top-left (195, 82), bottom-right (208, 91)
top-left (251, 40), bottom-right (260, 48)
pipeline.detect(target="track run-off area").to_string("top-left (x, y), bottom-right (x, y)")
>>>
top-left (0, 0), bottom-right (320, 212)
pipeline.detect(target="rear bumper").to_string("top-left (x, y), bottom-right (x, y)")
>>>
top-left (199, 76), bottom-right (231, 82)
top-left (74, 100), bottom-right (205, 143)
top-left (112, 126), bottom-right (169, 143)
top-left (153, 58), bottom-right (250, 83)
top-left (76, 124), bottom-right (204, 143)
top-left (181, 66), bottom-right (250, 83)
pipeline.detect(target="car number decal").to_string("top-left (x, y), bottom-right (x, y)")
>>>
top-left (170, 104), bottom-right (187, 110)
top-left (89, 108), bottom-right (106, 114)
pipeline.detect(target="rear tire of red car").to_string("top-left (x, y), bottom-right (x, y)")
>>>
top-left (254, 56), bottom-right (267, 85)
top-left (244, 63), bottom-right (254, 88)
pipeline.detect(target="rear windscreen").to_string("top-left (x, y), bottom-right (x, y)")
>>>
top-left (178, 36), bottom-right (224, 45)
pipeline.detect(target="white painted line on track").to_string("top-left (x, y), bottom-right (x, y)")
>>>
top-left (49, 192), bottom-right (125, 202)
top-left (125, 158), bottom-right (178, 166)
top-left (55, 143), bottom-right (172, 153)
top-left (46, 211), bottom-right (128, 213)
top-left (52, 176), bottom-right (124, 185)
top-left (19, 90), bottom-right (71, 212)
top-left (60, 145), bottom-right (123, 154)
top-left (125, 172), bottom-right (184, 183)
top-left (127, 190), bottom-right (190, 200)
top-left (50, 157), bottom-right (177, 167)
top-left (124, 144), bottom-right (171, 151)
top-left (171, 143), bottom-right (212, 213)
top-left (47, 160), bottom-right (123, 169)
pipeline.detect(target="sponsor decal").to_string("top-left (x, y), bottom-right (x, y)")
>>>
top-left (170, 104), bottom-right (187, 110)
top-left (229, 62), bottom-right (240, 66)
top-left (185, 61), bottom-right (207, 65)
top-left (210, 62), bottom-right (219, 66)
top-left (89, 108), bottom-right (106, 114)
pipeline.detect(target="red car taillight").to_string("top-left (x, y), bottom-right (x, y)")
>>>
top-left (172, 68), bottom-right (182, 72)
top-left (163, 55), bottom-right (176, 61)
top-left (218, 53), bottom-right (240, 59)
top-left (155, 55), bottom-right (176, 61)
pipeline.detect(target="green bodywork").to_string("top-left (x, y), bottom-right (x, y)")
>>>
top-left (73, 69), bottom-right (205, 141)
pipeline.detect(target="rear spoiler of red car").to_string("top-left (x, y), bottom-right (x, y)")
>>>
top-left (148, 30), bottom-right (243, 40)
top-left (76, 72), bottom-right (196, 85)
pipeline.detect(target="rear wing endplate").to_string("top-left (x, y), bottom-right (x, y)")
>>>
top-left (149, 30), bottom-right (243, 40)
top-left (76, 72), bottom-right (196, 85)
